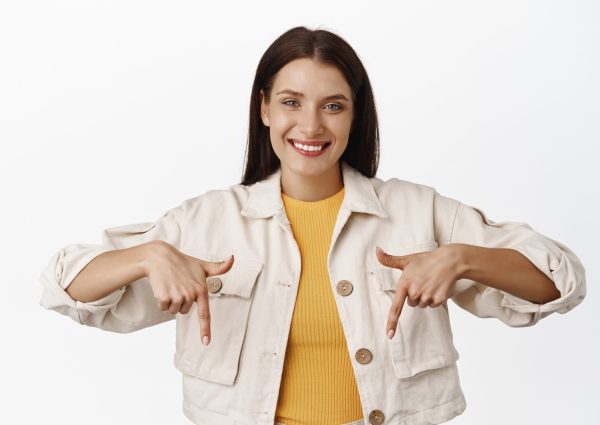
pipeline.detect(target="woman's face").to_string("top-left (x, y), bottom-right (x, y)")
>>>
top-left (260, 57), bottom-right (354, 181)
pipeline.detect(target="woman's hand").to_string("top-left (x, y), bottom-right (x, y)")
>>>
top-left (143, 241), bottom-right (234, 345)
top-left (375, 244), bottom-right (464, 339)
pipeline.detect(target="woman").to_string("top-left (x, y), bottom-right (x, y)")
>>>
top-left (39, 26), bottom-right (586, 425)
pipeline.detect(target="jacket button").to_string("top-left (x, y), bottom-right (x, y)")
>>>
top-left (368, 409), bottom-right (385, 424)
top-left (336, 280), bottom-right (353, 296)
top-left (206, 277), bottom-right (222, 293)
top-left (355, 348), bottom-right (373, 364)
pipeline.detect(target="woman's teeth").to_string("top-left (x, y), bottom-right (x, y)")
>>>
top-left (293, 141), bottom-right (326, 151)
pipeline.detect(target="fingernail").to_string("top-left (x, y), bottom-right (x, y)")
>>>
top-left (202, 335), bottom-right (210, 345)
top-left (387, 329), bottom-right (395, 339)
top-left (377, 246), bottom-right (386, 255)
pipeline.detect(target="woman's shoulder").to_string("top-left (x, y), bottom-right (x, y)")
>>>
top-left (370, 174), bottom-right (439, 200)
top-left (175, 184), bottom-right (252, 215)
top-left (370, 174), bottom-right (461, 216)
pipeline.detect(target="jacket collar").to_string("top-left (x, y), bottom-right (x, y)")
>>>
top-left (240, 161), bottom-right (388, 219)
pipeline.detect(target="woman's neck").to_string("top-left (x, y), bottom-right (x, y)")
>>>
top-left (280, 163), bottom-right (344, 201)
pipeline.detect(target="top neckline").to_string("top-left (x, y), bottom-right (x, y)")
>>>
top-left (281, 186), bottom-right (345, 206)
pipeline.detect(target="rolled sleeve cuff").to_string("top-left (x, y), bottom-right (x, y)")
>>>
top-left (499, 236), bottom-right (586, 315)
top-left (39, 244), bottom-right (126, 323)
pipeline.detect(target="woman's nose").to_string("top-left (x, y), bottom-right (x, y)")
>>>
top-left (298, 108), bottom-right (324, 136)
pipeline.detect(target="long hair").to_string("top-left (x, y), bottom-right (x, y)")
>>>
top-left (240, 26), bottom-right (380, 185)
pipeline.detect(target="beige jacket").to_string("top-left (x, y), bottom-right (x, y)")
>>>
top-left (39, 161), bottom-right (586, 425)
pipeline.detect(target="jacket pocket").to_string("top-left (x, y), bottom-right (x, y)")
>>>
top-left (173, 255), bottom-right (264, 385)
top-left (368, 241), bottom-right (460, 379)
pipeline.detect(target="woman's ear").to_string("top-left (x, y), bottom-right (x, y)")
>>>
top-left (259, 89), bottom-right (270, 127)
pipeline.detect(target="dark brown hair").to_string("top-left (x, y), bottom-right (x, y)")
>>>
top-left (240, 26), bottom-right (380, 185)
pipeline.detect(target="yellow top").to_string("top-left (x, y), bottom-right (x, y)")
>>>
top-left (275, 186), bottom-right (363, 425)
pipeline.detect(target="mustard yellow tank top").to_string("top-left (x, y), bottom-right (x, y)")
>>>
top-left (275, 186), bottom-right (363, 425)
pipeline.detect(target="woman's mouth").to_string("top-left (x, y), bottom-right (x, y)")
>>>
top-left (287, 139), bottom-right (332, 157)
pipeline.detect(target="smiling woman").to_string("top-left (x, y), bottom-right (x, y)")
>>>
top-left (39, 25), bottom-right (587, 425)
top-left (258, 57), bottom-right (355, 201)
top-left (242, 27), bottom-right (380, 194)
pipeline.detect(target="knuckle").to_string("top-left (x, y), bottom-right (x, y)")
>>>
top-left (407, 287), bottom-right (419, 298)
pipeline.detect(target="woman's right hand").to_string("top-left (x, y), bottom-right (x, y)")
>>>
top-left (142, 240), bottom-right (234, 345)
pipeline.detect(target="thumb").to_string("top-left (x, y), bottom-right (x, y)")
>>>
top-left (201, 254), bottom-right (235, 277)
top-left (376, 246), bottom-right (410, 270)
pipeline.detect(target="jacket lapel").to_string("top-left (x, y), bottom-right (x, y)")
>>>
top-left (240, 160), bottom-right (388, 220)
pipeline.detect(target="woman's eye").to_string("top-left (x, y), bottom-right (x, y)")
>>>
top-left (282, 99), bottom-right (299, 107)
top-left (281, 100), bottom-right (342, 110)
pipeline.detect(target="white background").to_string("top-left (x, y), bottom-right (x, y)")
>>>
top-left (1, 1), bottom-right (598, 424)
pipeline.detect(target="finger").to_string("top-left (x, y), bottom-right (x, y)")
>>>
top-left (376, 246), bottom-right (410, 270)
top-left (156, 295), bottom-right (170, 312)
top-left (418, 293), bottom-right (433, 308)
top-left (180, 297), bottom-right (194, 315)
top-left (429, 297), bottom-right (444, 308)
top-left (201, 254), bottom-right (235, 277)
top-left (168, 296), bottom-right (183, 315)
top-left (387, 285), bottom-right (407, 339)
top-left (430, 290), bottom-right (448, 308)
top-left (406, 288), bottom-right (421, 307)
top-left (196, 291), bottom-right (211, 345)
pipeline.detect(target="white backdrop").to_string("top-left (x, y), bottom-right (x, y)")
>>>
top-left (1, 1), bottom-right (598, 424)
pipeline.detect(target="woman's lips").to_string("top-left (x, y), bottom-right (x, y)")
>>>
top-left (287, 139), bottom-right (331, 157)
top-left (288, 138), bottom-right (331, 146)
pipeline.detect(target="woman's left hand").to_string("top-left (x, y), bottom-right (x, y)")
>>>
top-left (375, 244), bottom-right (464, 339)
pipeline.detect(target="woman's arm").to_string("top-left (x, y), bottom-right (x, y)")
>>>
top-left (39, 206), bottom-right (183, 332)
top-left (450, 243), bottom-right (561, 304)
top-left (65, 242), bottom-right (154, 303)
top-left (431, 192), bottom-right (586, 327)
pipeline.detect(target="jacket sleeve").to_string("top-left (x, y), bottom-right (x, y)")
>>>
top-left (38, 206), bottom-right (183, 333)
top-left (435, 193), bottom-right (586, 327)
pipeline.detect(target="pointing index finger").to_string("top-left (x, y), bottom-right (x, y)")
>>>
top-left (387, 284), bottom-right (407, 339)
top-left (196, 287), bottom-right (211, 345)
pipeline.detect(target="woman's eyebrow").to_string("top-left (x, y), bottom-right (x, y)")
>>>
top-left (275, 89), bottom-right (350, 101)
